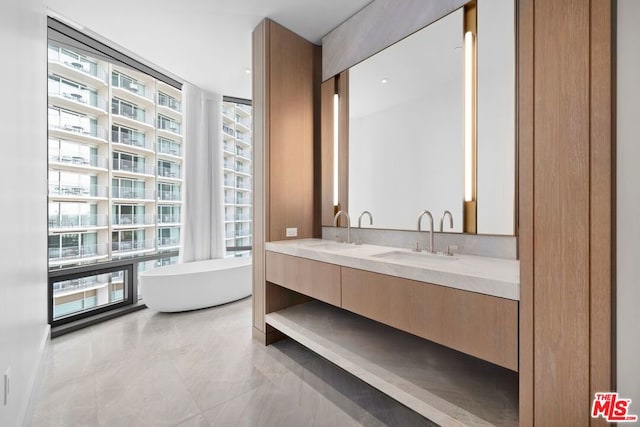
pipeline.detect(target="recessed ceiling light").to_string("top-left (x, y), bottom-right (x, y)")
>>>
top-left (381, 78), bottom-right (390, 84)
top-left (244, 68), bottom-right (252, 75)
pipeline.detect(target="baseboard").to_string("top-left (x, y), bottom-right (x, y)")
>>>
top-left (20, 325), bottom-right (50, 427)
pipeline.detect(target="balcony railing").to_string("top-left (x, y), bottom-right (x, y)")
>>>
top-left (235, 229), bottom-right (252, 238)
top-left (158, 95), bottom-right (181, 112)
top-left (113, 104), bottom-right (152, 126)
top-left (112, 129), bottom-right (152, 151)
top-left (235, 214), bottom-right (252, 221)
top-left (236, 150), bottom-right (252, 160)
top-left (158, 214), bottom-right (181, 224)
top-left (158, 191), bottom-right (181, 201)
top-left (112, 214), bottom-right (155, 226)
top-left (113, 159), bottom-right (154, 175)
top-left (48, 54), bottom-right (108, 83)
top-left (238, 104), bottom-right (251, 113)
top-left (224, 180), bottom-right (235, 187)
top-left (158, 119), bottom-right (181, 134)
top-left (48, 85), bottom-right (108, 112)
top-left (158, 143), bottom-right (181, 156)
top-left (49, 121), bottom-right (108, 140)
top-left (158, 167), bottom-right (181, 179)
top-left (49, 184), bottom-right (108, 198)
top-left (112, 186), bottom-right (154, 200)
top-left (158, 237), bottom-right (180, 248)
top-left (114, 80), bottom-right (153, 101)
top-left (53, 276), bottom-right (104, 294)
top-left (236, 118), bottom-right (252, 128)
top-left (235, 165), bottom-right (251, 174)
top-left (223, 142), bottom-right (234, 153)
top-left (49, 214), bottom-right (108, 229)
top-left (236, 197), bottom-right (251, 205)
top-left (48, 243), bottom-right (108, 261)
top-left (236, 133), bottom-right (251, 143)
top-left (112, 239), bottom-right (154, 253)
top-left (49, 153), bottom-right (108, 169)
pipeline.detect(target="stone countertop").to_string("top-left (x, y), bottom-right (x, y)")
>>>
top-left (265, 238), bottom-right (520, 300)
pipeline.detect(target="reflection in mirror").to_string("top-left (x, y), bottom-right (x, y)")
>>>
top-left (477, 0), bottom-right (515, 235)
top-left (349, 9), bottom-right (464, 232)
top-left (346, 0), bottom-right (515, 235)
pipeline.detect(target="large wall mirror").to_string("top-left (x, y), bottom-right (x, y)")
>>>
top-left (345, 0), bottom-right (515, 235)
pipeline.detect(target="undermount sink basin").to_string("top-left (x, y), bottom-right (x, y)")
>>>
top-left (373, 250), bottom-right (459, 263)
top-left (304, 242), bottom-right (360, 251)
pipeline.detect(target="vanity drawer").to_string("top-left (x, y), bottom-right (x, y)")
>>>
top-left (265, 251), bottom-right (341, 306)
top-left (341, 267), bottom-right (518, 371)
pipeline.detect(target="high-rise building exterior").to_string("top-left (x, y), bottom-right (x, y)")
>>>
top-left (47, 43), bottom-right (183, 318)
top-left (222, 100), bottom-right (253, 257)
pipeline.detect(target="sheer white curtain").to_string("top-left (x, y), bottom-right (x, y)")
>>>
top-left (179, 82), bottom-right (225, 262)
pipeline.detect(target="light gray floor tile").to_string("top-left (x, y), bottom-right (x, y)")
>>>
top-left (30, 297), bottom-right (436, 427)
top-left (94, 353), bottom-right (200, 427)
top-left (172, 414), bottom-right (212, 427)
top-left (31, 374), bottom-right (98, 427)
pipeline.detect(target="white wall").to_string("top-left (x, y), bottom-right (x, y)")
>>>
top-left (617, 0), bottom-right (640, 409)
top-left (349, 82), bottom-right (463, 232)
top-left (477, 0), bottom-right (515, 235)
top-left (0, 0), bottom-right (49, 425)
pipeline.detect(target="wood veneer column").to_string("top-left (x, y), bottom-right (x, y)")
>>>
top-left (252, 19), bottom-right (321, 342)
top-left (518, 0), bottom-right (614, 424)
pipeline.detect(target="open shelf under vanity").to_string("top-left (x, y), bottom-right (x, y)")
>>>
top-left (267, 300), bottom-right (518, 427)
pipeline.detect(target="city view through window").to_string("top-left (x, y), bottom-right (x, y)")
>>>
top-left (47, 39), bottom-right (252, 324)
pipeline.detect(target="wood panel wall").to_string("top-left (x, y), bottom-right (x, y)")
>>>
top-left (252, 19), bottom-right (321, 341)
top-left (518, 0), bottom-right (614, 425)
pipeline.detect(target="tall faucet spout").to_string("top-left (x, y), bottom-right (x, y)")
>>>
top-left (439, 210), bottom-right (454, 232)
top-left (417, 210), bottom-right (435, 253)
top-left (333, 210), bottom-right (352, 244)
top-left (358, 211), bottom-right (373, 228)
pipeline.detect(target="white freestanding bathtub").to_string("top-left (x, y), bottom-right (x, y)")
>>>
top-left (139, 257), bottom-right (252, 312)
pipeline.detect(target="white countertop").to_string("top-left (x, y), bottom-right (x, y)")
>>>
top-left (265, 238), bottom-right (520, 300)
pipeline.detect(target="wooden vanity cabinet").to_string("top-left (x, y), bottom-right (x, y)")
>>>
top-left (265, 251), bottom-right (341, 306)
top-left (341, 267), bottom-right (519, 371)
top-left (264, 251), bottom-right (518, 371)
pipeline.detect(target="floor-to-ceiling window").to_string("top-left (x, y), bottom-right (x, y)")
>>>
top-left (222, 98), bottom-right (252, 257)
top-left (47, 18), bottom-right (183, 330)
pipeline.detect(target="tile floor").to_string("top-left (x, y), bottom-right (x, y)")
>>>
top-left (29, 298), bottom-right (434, 427)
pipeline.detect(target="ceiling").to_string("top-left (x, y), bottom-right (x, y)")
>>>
top-left (45, 0), bottom-right (372, 99)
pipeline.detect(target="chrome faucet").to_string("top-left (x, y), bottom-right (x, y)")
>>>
top-left (439, 210), bottom-right (454, 232)
top-left (333, 210), bottom-right (351, 244)
top-left (416, 210), bottom-right (435, 253)
top-left (357, 211), bottom-right (373, 228)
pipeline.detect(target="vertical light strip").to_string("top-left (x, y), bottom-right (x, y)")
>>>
top-left (333, 93), bottom-right (340, 206)
top-left (464, 30), bottom-right (475, 202)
